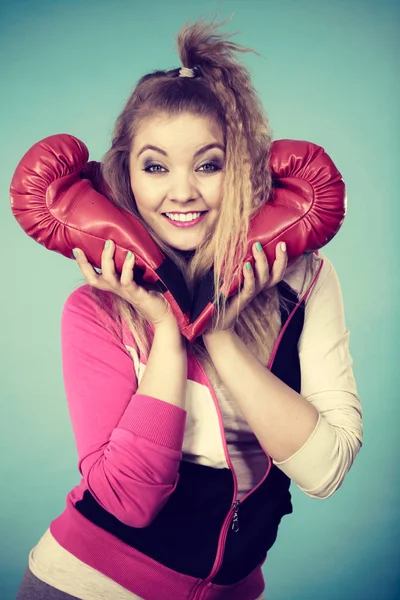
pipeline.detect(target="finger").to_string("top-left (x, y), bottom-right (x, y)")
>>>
top-left (216, 263), bottom-right (252, 326)
top-left (252, 242), bottom-right (270, 287)
top-left (101, 239), bottom-right (118, 285)
top-left (73, 248), bottom-right (101, 287)
top-left (235, 261), bottom-right (256, 310)
top-left (268, 242), bottom-right (288, 287)
top-left (120, 250), bottom-right (136, 287)
top-left (215, 294), bottom-right (239, 331)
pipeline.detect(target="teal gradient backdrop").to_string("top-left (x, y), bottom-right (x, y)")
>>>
top-left (1, 1), bottom-right (399, 599)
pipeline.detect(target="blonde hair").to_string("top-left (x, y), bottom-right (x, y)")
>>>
top-left (89, 17), bottom-right (317, 384)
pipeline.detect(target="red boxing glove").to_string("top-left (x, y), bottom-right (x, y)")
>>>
top-left (9, 135), bottom-right (192, 334)
top-left (10, 134), bottom-right (346, 341)
top-left (188, 140), bottom-right (346, 337)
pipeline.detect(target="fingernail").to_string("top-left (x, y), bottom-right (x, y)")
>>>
top-left (246, 261), bottom-right (252, 271)
top-left (126, 251), bottom-right (133, 261)
top-left (281, 242), bottom-right (286, 252)
top-left (105, 240), bottom-right (110, 249)
top-left (256, 242), bottom-right (262, 252)
top-left (72, 249), bottom-right (79, 259)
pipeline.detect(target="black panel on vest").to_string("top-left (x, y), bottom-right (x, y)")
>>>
top-left (154, 255), bottom-right (192, 313)
top-left (212, 465), bottom-right (293, 584)
top-left (273, 280), bottom-right (305, 392)
top-left (132, 265), bottom-right (166, 293)
top-left (190, 267), bottom-right (215, 323)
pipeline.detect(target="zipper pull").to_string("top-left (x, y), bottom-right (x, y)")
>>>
top-left (231, 499), bottom-right (240, 533)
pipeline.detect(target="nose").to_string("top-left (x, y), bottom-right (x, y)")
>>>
top-left (167, 170), bottom-right (198, 204)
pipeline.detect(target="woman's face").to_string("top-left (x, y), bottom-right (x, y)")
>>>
top-left (129, 113), bottom-right (225, 251)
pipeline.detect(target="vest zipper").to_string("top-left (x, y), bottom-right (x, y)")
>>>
top-left (191, 497), bottom-right (240, 600)
top-left (190, 355), bottom-right (274, 599)
top-left (231, 499), bottom-right (240, 533)
top-left (189, 357), bottom-right (240, 600)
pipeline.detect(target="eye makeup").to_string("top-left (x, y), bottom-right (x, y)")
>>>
top-left (142, 157), bottom-right (224, 173)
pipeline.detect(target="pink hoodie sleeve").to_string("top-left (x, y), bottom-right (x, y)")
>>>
top-left (61, 285), bottom-right (187, 527)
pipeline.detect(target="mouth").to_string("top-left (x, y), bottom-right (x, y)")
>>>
top-left (162, 211), bottom-right (208, 228)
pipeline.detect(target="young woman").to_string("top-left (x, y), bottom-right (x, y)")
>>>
top-left (15, 18), bottom-right (363, 600)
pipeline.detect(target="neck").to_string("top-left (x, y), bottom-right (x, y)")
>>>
top-left (174, 248), bottom-right (196, 261)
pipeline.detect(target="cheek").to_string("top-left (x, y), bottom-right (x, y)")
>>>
top-left (133, 196), bottom-right (159, 218)
top-left (205, 175), bottom-right (225, 210)
top-left (214, 179), bottom-right (225, 209)
top-left (130, 177), bottom-right (159, 215)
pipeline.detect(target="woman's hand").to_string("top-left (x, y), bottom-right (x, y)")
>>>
top-left (203, 242), bottom-right (289, 335)
top-left (73, 239), bottom-right (175, 328)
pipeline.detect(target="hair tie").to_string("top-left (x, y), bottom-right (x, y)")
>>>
top-left (179, 66), bottom-right (201, 78)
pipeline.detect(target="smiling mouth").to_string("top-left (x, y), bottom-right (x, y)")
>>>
top-left (163, 211), bottom-right (207, 222)
top-left (162, 211), bottom-right (208, 227)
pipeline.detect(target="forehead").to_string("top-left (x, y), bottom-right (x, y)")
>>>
top-left (132, 113), bottom-right (224, 149)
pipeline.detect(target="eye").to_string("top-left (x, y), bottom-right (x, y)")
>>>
top-left (198, 162), bottom-right (222, 173)
top-left (142, 161), bottom-right (223, 174)
top-left (143, 163), bottom-right (166, 174)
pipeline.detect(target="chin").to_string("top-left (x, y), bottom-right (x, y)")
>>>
top-left (164, 232), bottom-right (207, 253)
top-left (170, 243), bottom-right (198, 253)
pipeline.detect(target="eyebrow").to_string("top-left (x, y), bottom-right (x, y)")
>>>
top-left (136, 142), bottom-right (225, 159)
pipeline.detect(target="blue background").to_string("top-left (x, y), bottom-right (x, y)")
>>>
top-left (1, 1), bottom-right (399, 598)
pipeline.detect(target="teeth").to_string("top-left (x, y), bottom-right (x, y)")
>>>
top-left (165, 212), bottom-right (203, 222)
